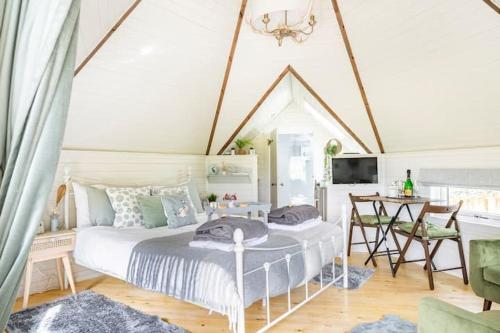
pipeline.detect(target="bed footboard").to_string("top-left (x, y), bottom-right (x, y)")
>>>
top-left (233, 205), bottom-right (349, 333)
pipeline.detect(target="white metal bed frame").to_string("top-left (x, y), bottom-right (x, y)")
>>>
top-left (62, 168), bottom-right (349, 333)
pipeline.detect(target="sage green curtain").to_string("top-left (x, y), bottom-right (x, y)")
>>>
top-left (0, 0), bottom-right (80, 329)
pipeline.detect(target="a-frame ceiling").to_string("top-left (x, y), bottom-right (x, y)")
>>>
top-left (222, 70), bottom-right (368, 155)
top-left (65, 0), bottom-right (500, 155)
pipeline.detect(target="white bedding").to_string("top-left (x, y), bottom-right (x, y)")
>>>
top-left (267, 217), bottom-right (323, 231)
top-left (74, 214), bottom-right (343, 283)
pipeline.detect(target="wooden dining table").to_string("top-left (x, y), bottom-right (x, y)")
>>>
top-left (360, 195), bottom-right (431, 276)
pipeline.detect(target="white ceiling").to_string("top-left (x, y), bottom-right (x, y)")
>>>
top-left (237, 73), bottom-right (366, 154)
top-left (342, 0), bottom-right (500, 152)
top-left (76, 0), bottom-right (135, 67)
top-left (65, 0), bottom-right (500, 154)
top-left (65, 0), bottom-right (240, 154)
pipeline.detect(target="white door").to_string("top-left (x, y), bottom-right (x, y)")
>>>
top-left (272, 133), bottom-right (314, 208)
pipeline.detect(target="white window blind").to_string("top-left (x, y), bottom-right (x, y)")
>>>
top-left (418, 168), bottom-right (500, 190)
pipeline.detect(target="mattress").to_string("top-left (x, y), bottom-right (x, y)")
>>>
top-left (74, 215), bottom-right (343, 282)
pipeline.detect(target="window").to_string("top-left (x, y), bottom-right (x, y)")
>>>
top-left (428, 186), bottom-right (500, 220)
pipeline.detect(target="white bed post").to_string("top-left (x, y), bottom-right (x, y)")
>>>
top-left (234, 229), bottom-right (245, 333)
top-left (63, 167), bottom-right (71, 230)
top-left (341, 204), bottom-right (348, 288)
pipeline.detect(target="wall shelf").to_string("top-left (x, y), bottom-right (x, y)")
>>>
top-left (207, 174), bottom-right (251, 184)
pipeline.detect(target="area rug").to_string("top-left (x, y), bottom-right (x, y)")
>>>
top-left (313, 263), bottom-right (374, 289)
top-left (7, 290), bottom-right (188, 333)
top-left (349, 315), bottom-right (417, 333)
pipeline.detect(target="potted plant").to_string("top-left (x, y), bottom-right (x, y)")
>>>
top-left (234, 138), bottom-right (253, 155)
top-left (207, 193), bottom-right (218, 208)
top-left (322, 139), bottom-right (343, 185)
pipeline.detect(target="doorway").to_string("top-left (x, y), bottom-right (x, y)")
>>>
top-left (270, 132), bottom-right (314, 208)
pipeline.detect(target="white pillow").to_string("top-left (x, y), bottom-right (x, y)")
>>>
top-left (72, 182), bottom-right (91, 228)
top-left (152, 184), bottom-right (198, 212)
top-left (106, 186), bottom-right (151, 228)
top-left (152, 184), bottom-right (189, 196)
top-left (72, 182), bottom-right (108, 228)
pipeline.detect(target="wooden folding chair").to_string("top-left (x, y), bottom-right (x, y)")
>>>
top-left (348, 192), bottom-right (403, 267)
top-left (393, 201), bottom-right (468, 290)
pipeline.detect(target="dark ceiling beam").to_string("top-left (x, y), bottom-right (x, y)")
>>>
top-left (217, 65), bottom-right (372, 155)
top-left (217, 66), bottom-right (290, 155)
top-left (74, 0), bottom-right (142, 76)
top-left (288, 66), bottom-right (372, 154)
top-left (205, 0), bottom-right (248, 155)
top-left (331, 0), bottom-right (384, 153)
top-left (483, 0), bottom-right (500, 14)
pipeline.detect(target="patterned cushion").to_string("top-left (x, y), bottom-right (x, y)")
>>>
top-left (153, 184), bottom-right (196, 212)
top-left (106, 187), bottom-right (151, 227)
top-left (358, 215), bottom-right (393, 225)
top-left (398, 221), bottom-right (458, 239)
top-left (161, 194), bottom-right (197, 229)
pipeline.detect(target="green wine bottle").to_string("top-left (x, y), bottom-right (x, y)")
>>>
top-left (404, 169), bottom-right (413, 197)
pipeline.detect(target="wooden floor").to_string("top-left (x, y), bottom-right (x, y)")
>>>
top-left (14, 253), bottom-right (488, 332)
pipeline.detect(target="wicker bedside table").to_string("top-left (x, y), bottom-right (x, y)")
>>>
top-left (23, 229), bottom-right (76, 308)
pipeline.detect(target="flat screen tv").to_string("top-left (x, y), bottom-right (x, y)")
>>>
top-left (332, 157), bottom-right (378, 184)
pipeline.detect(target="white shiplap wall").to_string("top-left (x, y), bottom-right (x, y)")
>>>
top-left (383, 147), bottom-right (500, 277)
top-left (22, 146), bottom-right (500, 297)
top-left (66, 0), bottom-right (241, 154)
top-left (76, 0), bottom-right (135, 67)
top-left (346, 147), bottom-right (500, 278)
top-left (205, 155), bottom-right (258, 202)
top-left (22, 149), bottom-right (207, 298)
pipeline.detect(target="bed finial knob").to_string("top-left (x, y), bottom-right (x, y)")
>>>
top-left (233, 228), bottom-right (244, 244)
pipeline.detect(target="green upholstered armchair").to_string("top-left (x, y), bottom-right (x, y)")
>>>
top-left (419, 297), bottom-right (500, 333)
top-left (470, 240), bottom-right (500, 310)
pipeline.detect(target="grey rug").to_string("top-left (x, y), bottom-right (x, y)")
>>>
top-left (349, 315), bottom-right (416, 333)
top-left (7, 290), bottom-right (188, 333)
top-left (313, 264), bottom-right (374, 289)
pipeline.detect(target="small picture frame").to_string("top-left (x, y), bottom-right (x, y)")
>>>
top-left (208, 164), bottom-right (219, 175)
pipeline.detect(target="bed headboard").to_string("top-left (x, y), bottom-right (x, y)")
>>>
top-left (47, 149), bottom-right (207, 230)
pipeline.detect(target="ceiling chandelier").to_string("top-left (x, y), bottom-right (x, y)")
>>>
top-left (246, 0), bottom-right (317, 47)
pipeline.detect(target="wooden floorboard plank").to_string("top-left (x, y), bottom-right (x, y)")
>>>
top-left (13, 253), bottom-right (483, 332)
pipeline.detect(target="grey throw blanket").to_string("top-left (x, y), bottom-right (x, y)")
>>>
top-left (127, 232), bottom-right (304, 328)
top-left (193, 216), bottom-right (268, 243)
top-left (268, 205), bottom-right (320, 225)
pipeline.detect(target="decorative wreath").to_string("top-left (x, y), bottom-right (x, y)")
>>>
top-left (324, 139), bottom-right (342, 156)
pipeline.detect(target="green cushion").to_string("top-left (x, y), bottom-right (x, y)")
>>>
top-left (477, 310), bottom-right (500, 328)
top-left (470, 240), bottom-right (500, 304)
top-left (87, 186), bottom-right (115, 226)
top-left (419, 297), bottom-right (500, 333)
top-left (398, 221), bottom-right (457, 239)
top-left (137, 195), bottom-right (168, 229)
top-left (359, 215), bottom-right (393, 225)
top-left (484, 265), bottom-right (500, 286)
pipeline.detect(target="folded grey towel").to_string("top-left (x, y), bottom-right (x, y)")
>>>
top-left (268, 205), bottom-right (320, 225)
top-left (194, 217), bottom-right (269, 243)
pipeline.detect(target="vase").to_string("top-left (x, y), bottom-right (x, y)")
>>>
top-left (50, 215), bottom-right (60, 232)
